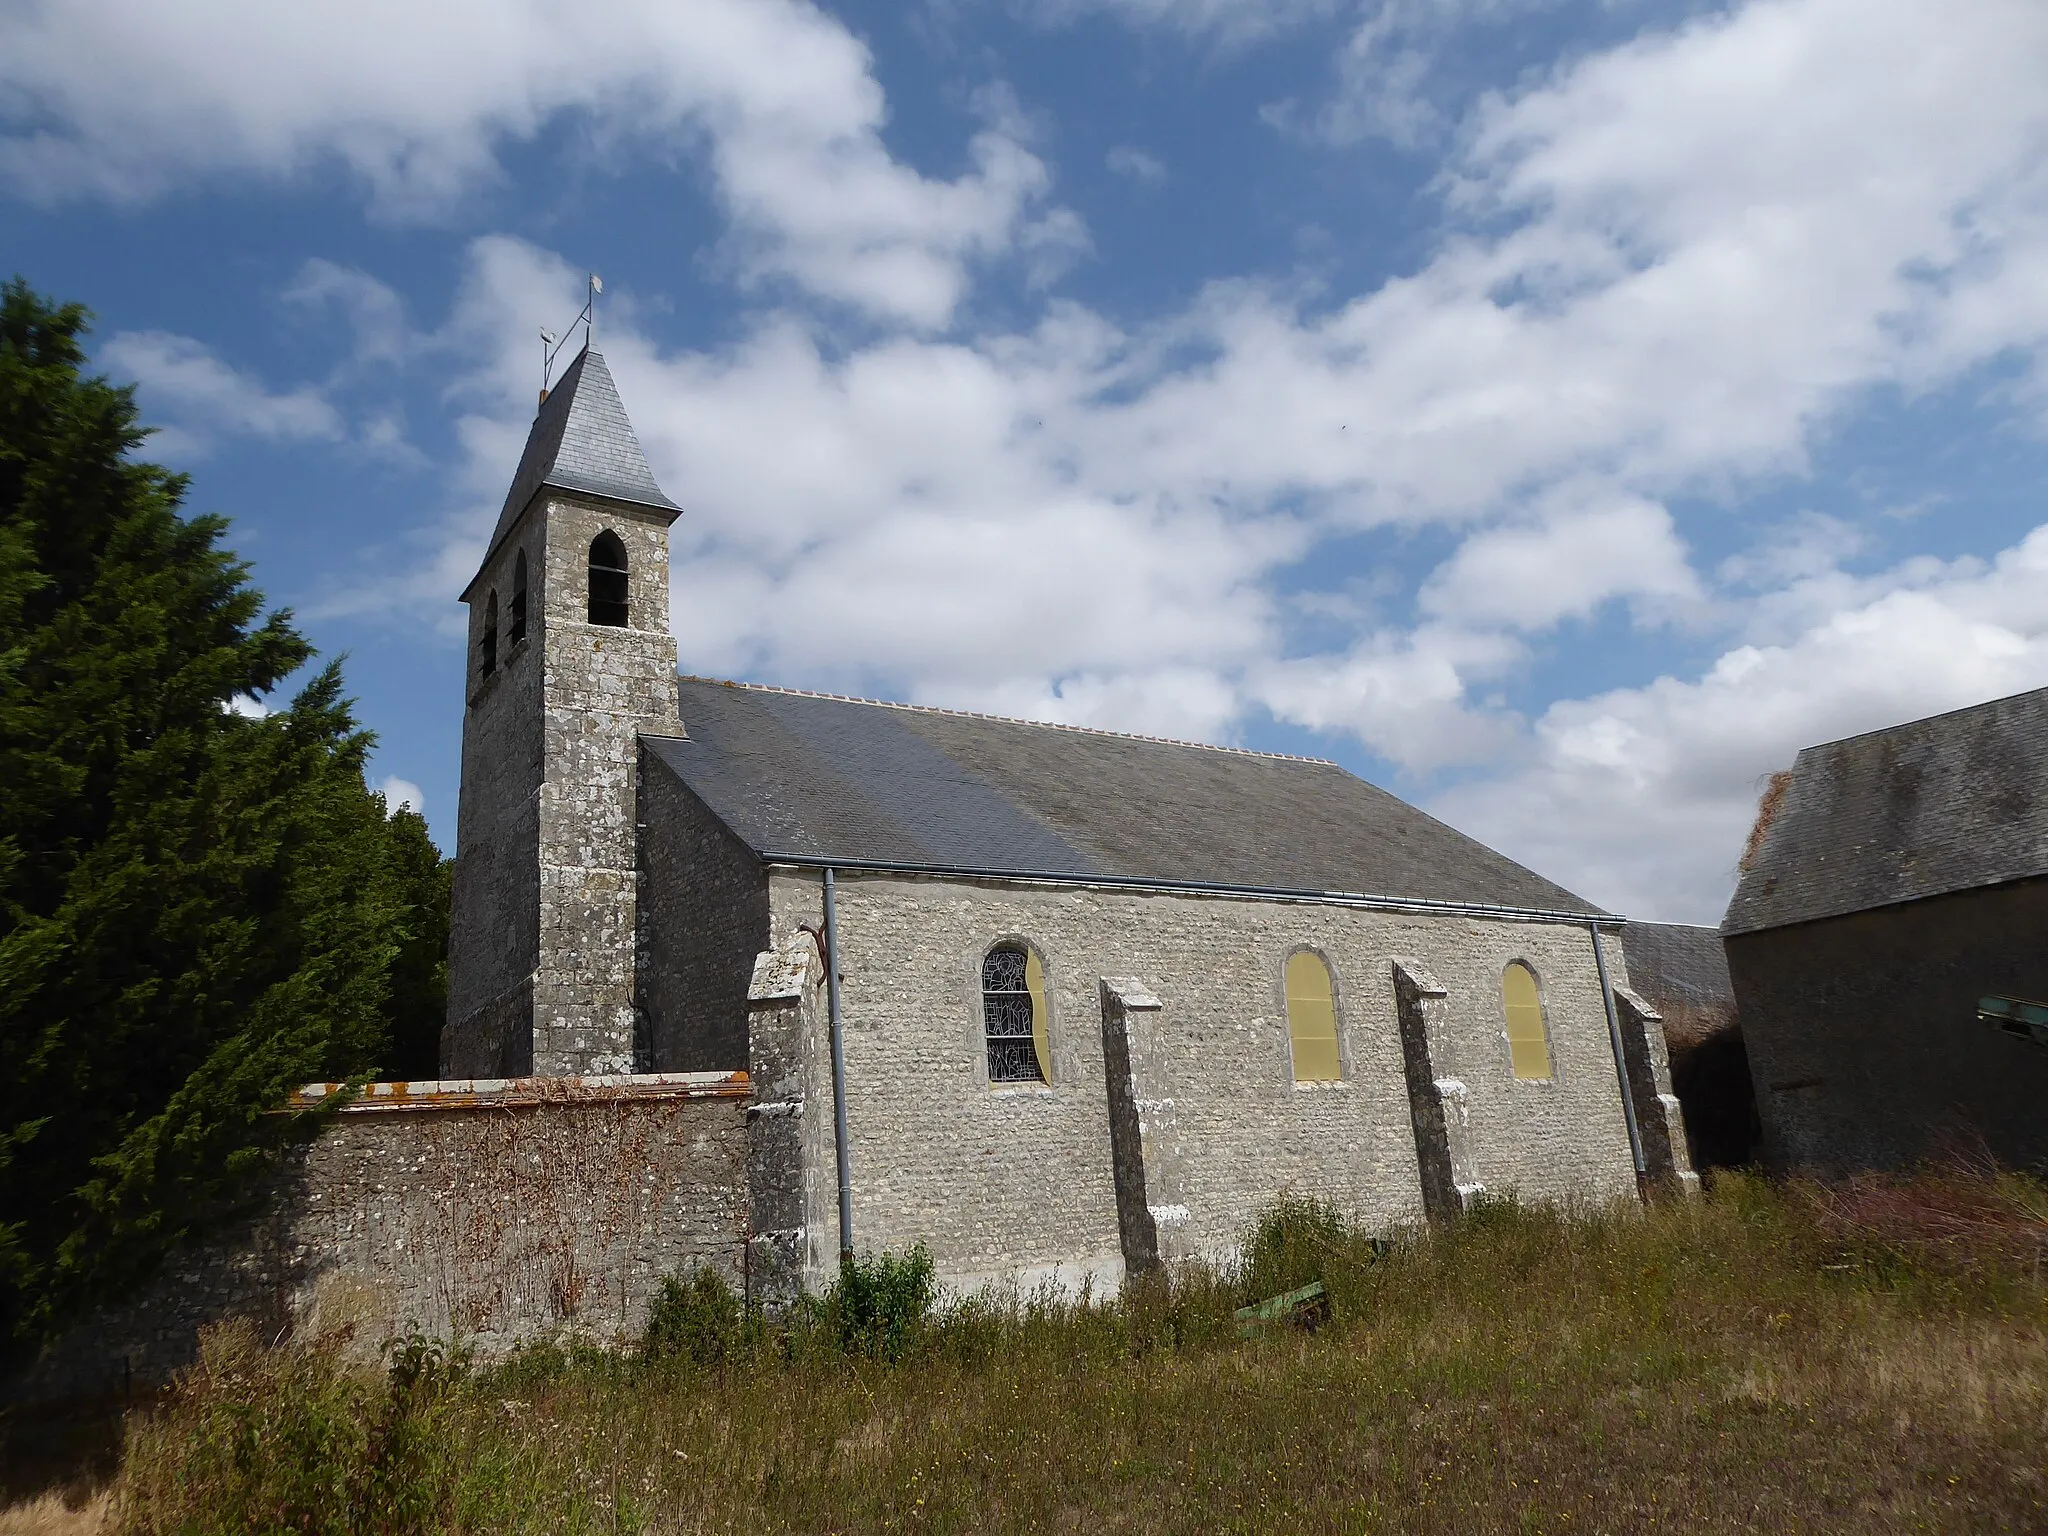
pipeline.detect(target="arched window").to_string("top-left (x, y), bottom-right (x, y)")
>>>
top-left (588, 530), bottom-right (629, 627)
top-left (510, 549), bottom-right (529, 645)
top-left (1502, 961), bottom-right (1552, 1080)
top-left (1284, 950), bottom-right (1341, 1082)
top-left (479, 589), bottom-right (499, 678)
top-left (982, 944), bottom-right (1049, 1084)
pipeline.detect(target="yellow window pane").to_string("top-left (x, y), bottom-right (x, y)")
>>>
top-left (1285, 951), bottom-right (1341, 1082)
top-left (1502, 962), bottom-right (1551, 1080)
top-left (1507, 1030), bottom-right (1551, 1080)
top-left (1025, 947), bottom-right (1051, 1084)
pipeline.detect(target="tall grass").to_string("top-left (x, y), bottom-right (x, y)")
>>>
top-left (104, 1173), bottom-right (2048, 1533)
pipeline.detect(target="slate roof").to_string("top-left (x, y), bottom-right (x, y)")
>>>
top-left (465, 348), bottom-right (679, 596)
top-left (643, 679), bottom-right (1606, 915)
top-left (1620, 923), bottom-right (1733, 1012)
top-left (1722, 686), bottom-right (2048, 936)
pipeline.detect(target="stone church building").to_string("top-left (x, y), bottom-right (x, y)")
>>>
top-left (7, 346), bottom-right (1698, 1398)
top-left (442, 346), bottom-right (1692, 1298)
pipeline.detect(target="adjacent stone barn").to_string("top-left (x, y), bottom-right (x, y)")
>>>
top-left (1724, 688), bottom-right (2048, 1176)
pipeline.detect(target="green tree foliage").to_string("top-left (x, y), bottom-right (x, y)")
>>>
top-left (0, 279), bottom-right (449, 1359)
top-left (382, 806), bottom-right (450, 1082)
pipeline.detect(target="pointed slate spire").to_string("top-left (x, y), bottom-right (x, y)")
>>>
top-left (469, 348), bottom-right (680, 591)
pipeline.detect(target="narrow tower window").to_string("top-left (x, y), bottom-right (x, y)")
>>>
top-left (1503, 961), bottom-right (1552, 1080)
top-left (479, 590), bottom-right (498, 679)
top-left (982, 944), bottom-right (1049, 1084)
top-left (588, 531), bottom-right (629, 627)
top-left (1284, 950), bottom-right (1341, 1082)
top-left (510, 549), bottom-right (528, 645)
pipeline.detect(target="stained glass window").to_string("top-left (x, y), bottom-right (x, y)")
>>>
top-left (982, 945), bottom-right (1049, 1084)
top-left (1503, 961), bottom-right (1552, 1080)
top-left (1284, 950), bottom-right (1341, 1082)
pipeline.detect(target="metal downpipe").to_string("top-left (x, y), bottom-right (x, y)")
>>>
top-left (1590, 923), bottom-right (1648, 1192)
top-left (823, 868), bottom-right (855, 1263)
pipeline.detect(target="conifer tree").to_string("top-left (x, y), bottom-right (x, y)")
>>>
top-left (0, 279), bottom-right (447, 1358)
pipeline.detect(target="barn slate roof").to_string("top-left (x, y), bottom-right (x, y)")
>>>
top-left (465, 348), bottom-right (679, 597)
top-left (1722, 685), bottom-right (2048, 936)
top-left (1620, 923), bottom-right (1733, 1013)
top-left (642, 678), bottom-right (1605, 915)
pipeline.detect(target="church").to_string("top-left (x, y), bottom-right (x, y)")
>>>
top-left (10, 345), bottom-right (1700, 1397)
top-left (441, 346), bottom-right (1694, 1298)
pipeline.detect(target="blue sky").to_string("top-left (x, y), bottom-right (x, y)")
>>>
top-left (5, 0), bottom-right (2047, 922)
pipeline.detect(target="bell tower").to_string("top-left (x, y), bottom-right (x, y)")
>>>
top-left (443, 348), bottom-right (683, 1078)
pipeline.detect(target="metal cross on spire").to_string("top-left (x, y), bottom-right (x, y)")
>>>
top-left (538, 273), bottom-right (604, 408)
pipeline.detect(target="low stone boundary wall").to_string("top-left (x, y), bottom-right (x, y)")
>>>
top-left (7, 1073), bottom-right (751, 1402)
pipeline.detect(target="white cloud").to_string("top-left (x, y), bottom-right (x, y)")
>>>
top-left (1436, 524), bottom-right (2048, 922)
top-left (1028, 0), bottom-right (1339, 46)
top-left (377, 775), bottom-right (426, 814)
top-left (1418, 493), bottom-right (1701, 631)
top-left (1073, 0), bottom-right (1570, 146)
top-left (285, 259), bottom-right (411, 366)
top-left (0, 0), bottom-right (1073, 328)
top-left (1268, 2), bottom-right (1441, 148)
top-left (312, 235), bottom-right (1300, 740)
top-left (1106, 145), bottom-right (1166, 182)
top-left (1062, 0), bottom-right (2048, 536)
top-left (100, 331), bottom-right (344, 456)
top-left (1716, 511), bottom-right (1866, 593)
top-left (1252, 625), bottom-right (1527, 771)
top-left (296, 0), bottom-right (2048, 919)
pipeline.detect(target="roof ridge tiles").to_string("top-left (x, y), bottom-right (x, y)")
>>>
top-left (1795, 682), bottom-right (2048, 757)
top-left (679, 675), bottom-right (1338, 766)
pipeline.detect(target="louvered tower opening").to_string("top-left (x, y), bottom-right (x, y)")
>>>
top-left (588, 531), bottom-right (629, 627)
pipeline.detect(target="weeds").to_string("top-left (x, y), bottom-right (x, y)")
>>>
top-left (101, 1172), bottom-right (2048, 1533)
top-left (643, 1267), bottom-right (748, 1368)
top-left (822, 1244), bottom-right (936, 1362)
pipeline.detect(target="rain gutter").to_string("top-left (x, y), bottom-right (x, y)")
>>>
top-left (822, 868), bottom-right (855, 1264)
top-left (762, 853), bottom-right (1622, 929)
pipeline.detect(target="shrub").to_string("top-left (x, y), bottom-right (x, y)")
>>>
top-left (642, 1265), bottom-right (745, 1367)
top-left (112, 1324), bottom-right (480, 1535)
top-left (825, 1244), bottom-right (935, 1361)
top-left (1236, 1193), bottom-right (1351, 1306)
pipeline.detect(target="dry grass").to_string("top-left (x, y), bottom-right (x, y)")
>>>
top-left (1740, 769), bottom-right (1796, 872)
top-left (1655, 999), bottom-right (1738, 1058)
top-left (68, 1174), bottom-right (2048, 1532)
top-left (0, 1492), bottom-right (108, 1536)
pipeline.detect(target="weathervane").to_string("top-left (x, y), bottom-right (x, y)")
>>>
top-left (538, 272), bottom-right (604, 408)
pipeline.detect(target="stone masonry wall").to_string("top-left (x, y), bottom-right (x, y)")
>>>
top-left (637, 745), bottom-right (769, 1073)
top-left (765, 870), bottom-right (1643, 1294)
top-left (534, 496), bottom-right (681, 1075)
top-left (7, 1076), bottom-right (749, 1403)
top-left (445, 514), bottom-right (544, 1075)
